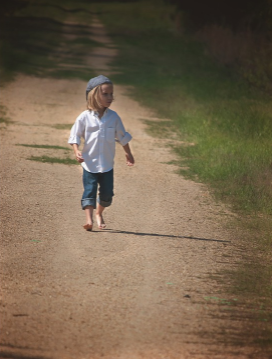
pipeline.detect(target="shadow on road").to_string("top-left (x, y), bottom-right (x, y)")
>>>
top-left (102, 229), bottom-right (231, 243)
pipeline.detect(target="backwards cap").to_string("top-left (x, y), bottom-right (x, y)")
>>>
top-left (86, 75), bottom-right (112, 99)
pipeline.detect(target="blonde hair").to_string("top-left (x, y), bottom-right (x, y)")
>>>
top-left (87, 85), bottom-right (103, 111)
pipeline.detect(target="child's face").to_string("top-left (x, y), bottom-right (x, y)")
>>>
top-left (99, 84), bottom-right (113, 108)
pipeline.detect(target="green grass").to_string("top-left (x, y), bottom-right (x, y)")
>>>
top-left (17, 144), bottom-right (69, 150)
top-left (52, 123), bottom-right (74, 130)
top-left (94, 0), bottom-right (272, 216)
top-left (19, 143), bottom-right (75, 164)
top-left (28, 155), bottom-right (77, 165)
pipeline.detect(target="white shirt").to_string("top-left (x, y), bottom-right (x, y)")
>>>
top-left (68, 109), bottom-right (132, 173)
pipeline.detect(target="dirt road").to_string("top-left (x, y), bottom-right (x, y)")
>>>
top-left (0, 18), bottom-right (262, 359)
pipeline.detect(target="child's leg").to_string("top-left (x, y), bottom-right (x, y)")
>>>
top-left (81, 169), bottom-right (98, 230)
top-left (96, 170), bottom-right (114, 229)
top-left (96, 203), bottom-right (106, 229)
top-left (84, 205), bottom-right (94, 225)
top-left (83, 206), bottom-right (94, 231)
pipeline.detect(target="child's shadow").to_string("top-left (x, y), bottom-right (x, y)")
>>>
top-left (101, 229), bottom-right (230, 243)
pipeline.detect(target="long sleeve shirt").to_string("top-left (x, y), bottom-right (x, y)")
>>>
top-left (68, 108), bottom-right (132, 173)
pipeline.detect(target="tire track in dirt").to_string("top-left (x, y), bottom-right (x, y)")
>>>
top-left (0, 17), bottom-right (262, 359)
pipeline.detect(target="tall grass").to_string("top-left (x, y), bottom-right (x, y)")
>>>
top-left (196, 25), bottom-right (272, 93)
top-left (93, 0), bottom-right (272, 216)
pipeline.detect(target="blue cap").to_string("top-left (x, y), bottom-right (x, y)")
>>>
top-left (86, 75), bottom-right (112, 99)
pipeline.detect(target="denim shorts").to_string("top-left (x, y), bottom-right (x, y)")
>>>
top-left (81, 168), bottom-right (114, 210)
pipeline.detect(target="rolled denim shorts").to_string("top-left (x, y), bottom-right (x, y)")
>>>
top-left (81, 168), bottom-right (114, 210)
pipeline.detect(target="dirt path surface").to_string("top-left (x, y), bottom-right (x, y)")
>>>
top-left (0, 18), bottom-right (263, 359)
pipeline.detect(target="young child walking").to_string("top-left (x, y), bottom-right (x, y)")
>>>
top-left (68, 75), bottom-right (134, 231)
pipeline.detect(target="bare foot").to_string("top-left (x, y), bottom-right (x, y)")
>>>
top-left (83, 223), bottom-right (93, 231)
top-left (96, 213), bottom-right (106, 229)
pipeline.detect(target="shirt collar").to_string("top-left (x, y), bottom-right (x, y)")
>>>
top-left (93, 108), bottom-right (109, 117)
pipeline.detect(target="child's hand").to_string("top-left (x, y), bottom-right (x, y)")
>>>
top-left (125, 153), bottom-right (134, 166)
top-left (76, 150), bottom-right (84, 163)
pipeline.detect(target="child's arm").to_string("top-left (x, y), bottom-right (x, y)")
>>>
top-left (122, 143), bottom-right (134, 166)
top-left (115, 115), bottom-right (134, 166)
top-left (71, 143), bottom-right (84, 163)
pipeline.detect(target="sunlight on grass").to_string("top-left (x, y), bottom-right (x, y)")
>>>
top-left (96, 1), bottom-right (272, 215)
top-left (28, 155), bottom-right (77, 165)
top-left (52, 123), bottom-right (73, 130)
top-left (17, 144), bottom-right (69, 150)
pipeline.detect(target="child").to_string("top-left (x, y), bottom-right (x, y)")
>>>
top-left (68, 75), bottom-right (134, 231)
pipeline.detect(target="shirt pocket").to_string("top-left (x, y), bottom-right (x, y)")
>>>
top-left (106, 127), bottom-right (115, 143)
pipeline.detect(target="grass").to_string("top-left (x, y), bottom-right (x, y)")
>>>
top-left (18, 143), bottom-right (75, 165)
top-left (94, 2), bottom-right (272, 215)
top-left (28, 155), bottom-right (77, 165)
top-left (17, 144), bottom-right (70, 150)
top-left (52, 123), bottom-right (74, 130)
top-left (93, 1), bottom-right (272, 211)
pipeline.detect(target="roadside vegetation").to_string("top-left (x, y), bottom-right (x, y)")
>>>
top-left (92, 0), bottom-right (272, 346)
top-left (28, 155), bottom-right (77, 165)
top-left (17, 144), bottom-right (69, 150)
top-left (1, 0), bottom-right (271, 350)
top-left (16, 144), bottom-right (77, 165)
